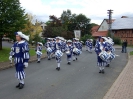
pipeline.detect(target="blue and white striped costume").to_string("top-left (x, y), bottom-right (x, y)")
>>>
top-left (105, 41), bottom-right (115, 66)
top-left (65, 44), bottom-right (73, 63)
top-left (72, 41), bottom-right (80, 60)
top-left (10, 40), bottom-right (30, 80)
top-left (35, 45), bottom-right (42, 62)
top-left (61, 41), bottom-right (66, 52)
top-left (55, 41), bottom-right (62, 63)
top-left (88, 41), bottom-right (93, 52)
top-left (95, 41), bottom-right (107, 70)
top-left (85, 40), bottom-right (90, 51)
top-left (45, 41), bottom-right (52, 59)
top-left (79, 42), bottom-right (83, 51)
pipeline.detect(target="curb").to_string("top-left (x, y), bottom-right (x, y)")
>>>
top-left (0, 53), bottom-right (47, 71)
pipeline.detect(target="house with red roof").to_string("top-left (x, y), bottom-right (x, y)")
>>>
top-left (91, 19), bottom-right (115, 37)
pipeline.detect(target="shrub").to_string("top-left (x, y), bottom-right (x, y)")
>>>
top-left (113, 37), bottom-right (121, 45)
top-left (80, 34), bottom-right (93, 44)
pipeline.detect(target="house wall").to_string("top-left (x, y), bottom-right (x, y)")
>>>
top-left (113, 29), bottom-right (133, 45)
top-left (98, 20), bottom-right (109, 31)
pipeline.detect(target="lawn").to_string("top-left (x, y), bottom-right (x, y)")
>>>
top-left (0, 48), bottom-right (46, 62)
top-left (130, 51), bottom-right (133, 55)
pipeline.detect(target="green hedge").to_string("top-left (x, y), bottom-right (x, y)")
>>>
top-left (113, 37), bottom-right (121, 45)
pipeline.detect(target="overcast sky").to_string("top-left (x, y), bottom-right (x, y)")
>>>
top-left (20, 0), bottom-right (133, 25)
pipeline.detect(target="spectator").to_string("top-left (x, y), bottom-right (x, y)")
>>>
top-left (122, 40), bottom-right (127, 53)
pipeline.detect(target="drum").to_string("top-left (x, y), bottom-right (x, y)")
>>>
top-left (73, 48), bottom-right (81, 55)
top-left (55, 50), bottom-right (63, 58)
top-left (47, 47), bottom-right (52, 53)
top-left (66, 50), bottom-right (71, 55)
top-left (36, 50), bottom-right (42, 56)
top-left (99, 51), bottom-right (110, 61)
top-left (109, 52), bottom-right (115, 60)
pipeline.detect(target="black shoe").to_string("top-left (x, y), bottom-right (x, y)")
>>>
top-left (67, 62), bottom-right (71, 65)
top-left (73, 60), bottom-right (75, 61)
top-left (56, 67), bottom-right (60, 71)
top-left (48, 58), bottom-right (51, 60)
top-left (99, 70), bottom-right (102, 73)
top-left (106, 64), bottom-right (110, 67)
top-left (16, 83), bottom-right (20, 88)
top-left (19, 83), bottom-right (24, 89)
top-left (56, 67), bottom-right (58, 70)
top-left (37, 61), bottom-right (40, 63)
top-left (102, 70), bottom-right (105, 74)
top-left (76, 58), bottom-right (78, 60)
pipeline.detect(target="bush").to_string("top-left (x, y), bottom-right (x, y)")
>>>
top-left (80, 34), bottom-right (93, 44)
top-left (113, 37), bottom-right (121, 45)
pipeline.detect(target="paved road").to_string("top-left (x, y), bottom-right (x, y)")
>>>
top-left (2, 41), bottom-right (13, 48)
top-left (0, 48), bottom-right (128, 99)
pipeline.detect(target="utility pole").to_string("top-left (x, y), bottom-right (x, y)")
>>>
top-left (107, 9), bottom-right (113, 38)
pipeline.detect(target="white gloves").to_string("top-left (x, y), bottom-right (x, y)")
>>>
top-left (24, 62), bottom-right (28, 68)
top-left (9, 56), bottom-right (12, 60)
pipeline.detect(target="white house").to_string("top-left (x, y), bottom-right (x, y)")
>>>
top-left (98, 19), bottom-right (115, 31)
top-left (92, 19), bottom-right (115, 37)
top-left (39, 23), bottom-right (47, 37)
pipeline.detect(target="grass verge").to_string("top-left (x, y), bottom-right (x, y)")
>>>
top-left (0, 48), bottom-right (46, 62)
top-left (130, 51), bottom-right (133, 55)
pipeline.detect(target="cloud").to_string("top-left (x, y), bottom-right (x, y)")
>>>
top-left (20, 0), bottom-right (133, 25)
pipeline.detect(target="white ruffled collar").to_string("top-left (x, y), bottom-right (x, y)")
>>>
top-left (17, 40), bottom-right (25, 44)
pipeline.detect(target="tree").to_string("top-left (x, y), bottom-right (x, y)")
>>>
top-left (0, 0), bottom-right (27, 50)
top-left (21, 13), bottom-right (42, 41)
top-left (43, 10), bottom-right (92, 39)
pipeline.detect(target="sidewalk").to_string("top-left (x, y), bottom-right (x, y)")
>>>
top-left (103, 55), bottom-right (133, 99)
top-left (0, 53), bottom-right (47, 71)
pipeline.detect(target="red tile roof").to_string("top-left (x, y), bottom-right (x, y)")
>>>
top-left (92, 31), bottom-right (108, 37)
top-left (91, 26), bottom-right (99, 34)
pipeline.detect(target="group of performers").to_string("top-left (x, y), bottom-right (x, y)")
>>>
top-left (43, 37), bottom-right (82, 71)
top-left (9, 31), bottom-right (115, 89)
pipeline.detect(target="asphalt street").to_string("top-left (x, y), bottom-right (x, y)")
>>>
top-left (2, 41), bottom-right (13, 48)
top-left (0, 48), bottom-right (128, 99)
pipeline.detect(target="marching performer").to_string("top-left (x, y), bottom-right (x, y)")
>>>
top-left (61, 40), bottom-right (66, 53)
top-left (50, 38), bottom-right (56, 59)
top-left (95, 37), bottom-right (107, 74)
top-left (85, 39), bottom-right (90, 51)
top-left (9, 32), bottom-right (30, 89)
top-left (55, 37), bottom-right (63, 71)
top-left (72, 38), bottom-right (78, 61)
top-left (72, 38), bottom-right (81, 61)
top-left (35, 42), bottom-right (43, 63)
top-left (105, 37), bottom-right (115, 67)
top-left (45, 38), bottom-right (52, 60)
top-left (65, 40), bottom-right (73, 65)
top-left (80, 41), bottom-right (84, 51)
top-left (85, 40), bottom-right (88, 51)
top-left (88, 39), bottom-right (93, 53)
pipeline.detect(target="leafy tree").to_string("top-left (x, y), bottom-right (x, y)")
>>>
top-left (80, 34), bottom-right (93, 43)
top-left (0, 0), bottom-right (28, 50)
top-left (21, 13), bottom-right (42, 40)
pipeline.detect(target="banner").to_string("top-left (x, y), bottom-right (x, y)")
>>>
top-left (74, 30), bottom-right (81, 39)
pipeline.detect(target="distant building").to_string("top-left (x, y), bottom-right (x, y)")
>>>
top-left (92, 19), bottom-right (115, 37)
top-left (39, 23), bottom-right (47, 37)
top-left (91, 26), bottom-right (99, 34)
top-left (112, 17), bottom-right (133, 45)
